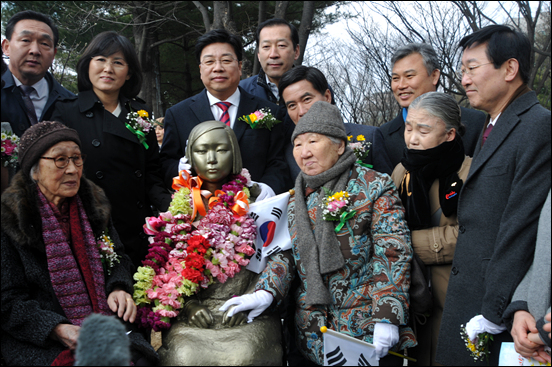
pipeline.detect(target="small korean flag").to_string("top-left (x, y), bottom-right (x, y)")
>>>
top-left (246, 192), bottom-right (292, 273)
top-left (322, 327), bottom-right (379, 366)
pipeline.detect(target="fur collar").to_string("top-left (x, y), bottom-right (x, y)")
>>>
top-left (1, 172), bottom-right (111, 251)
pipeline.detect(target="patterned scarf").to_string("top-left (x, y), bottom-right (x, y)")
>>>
top-left (294, 147), bottom-right (357, 306)
top-left (37, 187), bottom-right (112, 326)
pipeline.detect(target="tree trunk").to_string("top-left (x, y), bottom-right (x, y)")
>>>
top-left (252, 1), bottom-right (267, 76)
top-left (212, 1), bottom-right (226, 30)
top-left (275, 1), bottom-right (289, 19)
top-left (296, 1), bottom-right (315, 65)
top-left (193, 1), bottom-right (212, 32)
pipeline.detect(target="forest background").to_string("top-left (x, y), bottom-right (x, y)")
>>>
top-left (1, 1), bottom-right (550, 125)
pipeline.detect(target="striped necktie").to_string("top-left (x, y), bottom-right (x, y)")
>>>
top-left (19, 85), bottom-right (38, 125)
top-left (216, 102), bottom-right (232, 126)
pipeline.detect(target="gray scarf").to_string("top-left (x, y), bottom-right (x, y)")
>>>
top-left (294, 148), bottom-right (357, 306)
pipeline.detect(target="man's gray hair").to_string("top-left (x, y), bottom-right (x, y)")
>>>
top-left (391, 43), bottom-right (440, 77)
top-left (409, 92), bottom-right (466, 136)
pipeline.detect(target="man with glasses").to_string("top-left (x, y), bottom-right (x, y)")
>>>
top-left (160, 29), bottom-right (289, 195)
top-left (436, 25), bottom-right (551, 366)
top-left (2, 10), bottom-right (74, 137)
top-left (380, 43), bottom-right (486, 167)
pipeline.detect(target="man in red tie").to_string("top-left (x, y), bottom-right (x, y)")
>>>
top-left (160, 29), bottom-right (290, 195)
top-left (436, 25), bottom-right (551, 366)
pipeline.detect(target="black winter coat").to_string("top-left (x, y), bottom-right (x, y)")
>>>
top-left (1, 173), bottom-right (158, 366)
top-left (51, 90), bottom-right (171, 268)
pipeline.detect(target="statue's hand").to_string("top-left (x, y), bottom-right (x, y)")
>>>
top-left (184, 300), bottom-right (213, 328)
top-left (248, 182), bottom-right (275, 204)
top-left (222, 304), bottom-right (248, 327)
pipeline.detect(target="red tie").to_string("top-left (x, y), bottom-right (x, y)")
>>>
top-left (482, 123), bottom-right (493, 146)
top-left (216, 102), bottom-right (232, 126)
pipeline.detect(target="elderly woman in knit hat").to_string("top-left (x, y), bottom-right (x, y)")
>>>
top-left (220, 101), bottom-right (416, 365)
top-left (0, 121), bottom-right (158, 365)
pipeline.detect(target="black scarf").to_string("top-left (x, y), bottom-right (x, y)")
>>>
top-left (399, 137), bottom-right (465, 230)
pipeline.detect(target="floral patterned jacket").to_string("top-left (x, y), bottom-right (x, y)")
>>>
top-left (255, 164), bottom-right (417, 364)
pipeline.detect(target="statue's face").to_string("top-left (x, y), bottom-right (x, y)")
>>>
top-left (191, 129), bottom-right (233, 184)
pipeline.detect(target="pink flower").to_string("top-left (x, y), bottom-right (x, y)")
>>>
top-left (254, 110), bottom-right (266, 120)
top-left (144, 216), bottom-right (165, 235)
top-left (233, 253), bottom-right (249, 266)
top-left (213, 252), bottom-right (228, 268)
top-left (205, 260), bottom-right (221, 277)
top-left (157, 309), bottom-right (179, 318)
top-left (216, 272), bottom-right (228, 283)
top-left (224, 261), bottom-right (240, 278)
top-left (235, 243), bottom-right (255, 256)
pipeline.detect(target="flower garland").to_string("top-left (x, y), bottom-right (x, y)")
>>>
top-left (96, 230), bottom-right (120, 275)
top-left (126, 109), bottom-right (154, 149)
top-left (1, 127), bottom-right (20, 168)
top-left (460, 324), bottom-right (493, 363)
top-left (239, 108), bottom-right (281, 131)
top-left (133, 169), bottom-right (256, 331)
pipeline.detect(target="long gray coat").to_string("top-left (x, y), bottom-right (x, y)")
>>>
top-left (435, 91), bottom-right (551, 365)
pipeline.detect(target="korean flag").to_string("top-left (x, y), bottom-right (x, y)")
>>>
top-left (246, 191), bottom-right (292, 273)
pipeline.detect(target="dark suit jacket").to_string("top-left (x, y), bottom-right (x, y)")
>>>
top-left (380, 106), bottom-right (486, 168)
top-left (160, 87), bottom-right (290, 194)
top-left (1, 70), bottom-right (75, 137)
top-left (51, 90), bottom-right (171, 268)
top-left (435, 91), bottom-right (551, 365)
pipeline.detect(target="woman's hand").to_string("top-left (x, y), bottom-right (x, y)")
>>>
top-left (107, 288), bottom-right (137, 323)
top-left (511, 310), bottom-right (539, 358)
top-left (51, 324), bottom-right (81, 350)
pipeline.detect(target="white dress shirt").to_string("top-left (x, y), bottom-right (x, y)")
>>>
top-left (13, 75), bottom-right (49, 120)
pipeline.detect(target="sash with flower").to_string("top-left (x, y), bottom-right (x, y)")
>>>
top-left (132, 168), bottom-right (256, 331)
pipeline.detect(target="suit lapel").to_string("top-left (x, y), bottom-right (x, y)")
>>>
top-left (466, 93), bottom-right (538, 183)
top-left (190, 90), bottom-right (216, 123)
top-left (234, 89), bottom-right (257, 141)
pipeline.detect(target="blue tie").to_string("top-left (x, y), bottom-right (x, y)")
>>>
top-left (19, 85), bottom-right (38, 125)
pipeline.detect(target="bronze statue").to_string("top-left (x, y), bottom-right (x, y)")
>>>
top-left (158, 121), bottom-right (282, 366)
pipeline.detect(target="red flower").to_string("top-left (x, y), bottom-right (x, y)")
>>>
top-left (181, 267), bottom-right (203, 284)
top-left (187, 235), bottom-right (209, 255)
top-left (185, 252), bottom-right (205, 269)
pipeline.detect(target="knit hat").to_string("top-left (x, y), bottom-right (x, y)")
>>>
top-left (18, 121), bottom-right (82, 175)
top-left (291, 101), bottom-right (347, 143)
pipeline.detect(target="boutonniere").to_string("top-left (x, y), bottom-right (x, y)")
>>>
top-left (460, 324), bottom-right (493, 363)
top-left (321, 187), bottom-right (357, 233)
top-left (1, 126), bottom-right (20, 168)
top-left (239, 108), bottom-right (281, 130)
top-left (348, 134), bottom-right (373, 168)
top-left (97, 230), bottom-right (121, 275)
top-left (126, 109), bottom-right (154, 149)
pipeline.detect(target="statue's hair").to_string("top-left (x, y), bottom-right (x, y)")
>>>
top-left (185, 120), bottom-right (242, 175)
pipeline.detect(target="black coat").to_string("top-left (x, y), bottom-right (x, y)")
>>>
top-left (1, 70), bottom-right (75, 137)
top-left (436, 92), bottom-right (551, 365)
top-left (1, 173), bottom-right (158, 366)
top-left (380, 106), bottom-right (486, 168)
top-left (159, 87), bottom-right (291, 193)
top-left (51, 90), bottom-right (171, 268)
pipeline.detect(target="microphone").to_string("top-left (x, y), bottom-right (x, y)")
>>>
top-left (75, 313), bottom-right (131, 366)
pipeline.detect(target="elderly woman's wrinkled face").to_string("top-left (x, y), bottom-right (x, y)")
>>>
top-left (404, 108), bottom-right (455, 150)
top-left (293, 133), bottom-right (345, 176)
top-left (191, 129), bottom-right (233, 184)
top-left (33, 141), bottom-right (83, 207)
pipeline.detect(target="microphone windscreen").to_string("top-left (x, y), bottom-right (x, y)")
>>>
top-left (75, 313), bottom-right (131, 366)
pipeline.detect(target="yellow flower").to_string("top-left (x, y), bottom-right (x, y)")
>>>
top-left (347, 135), bottom-right (352, 141)
top-left (137, 110), bottom-right (149, 118)
top-left (248, 113), bottom-right (258, 123)
top-left (331, 191), bottom-right (349, 201)
top-left (357, 135), bottom-right (365, 141)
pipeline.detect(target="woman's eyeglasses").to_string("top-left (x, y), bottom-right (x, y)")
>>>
top-left (41, 154), bottom-right (86, 169)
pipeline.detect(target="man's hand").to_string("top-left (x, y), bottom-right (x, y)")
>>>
top-left (511, 310), bottom-right (540, 358)
top-left (107, 288), bottom-right (137, 323)
top-left (51, 324), bottom-right (81, 350)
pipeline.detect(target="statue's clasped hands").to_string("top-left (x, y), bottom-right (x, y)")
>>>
top-left (183, 299), bottom-right (249, 328)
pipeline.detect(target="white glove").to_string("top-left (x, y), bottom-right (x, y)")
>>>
top-left (178, 156), bottom-right (192, 174)
top-left (373, 323), bottom-right (399, 359)
top-left (466, 315), bottom-right (507, 341)
top-left (251, 181), bottom-right (275, 202)
top-left (219, 290), bottom-right (273, 323)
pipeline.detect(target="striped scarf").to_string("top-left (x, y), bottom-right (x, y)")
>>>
top-left (37, 187), bottom-right (112, 326)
